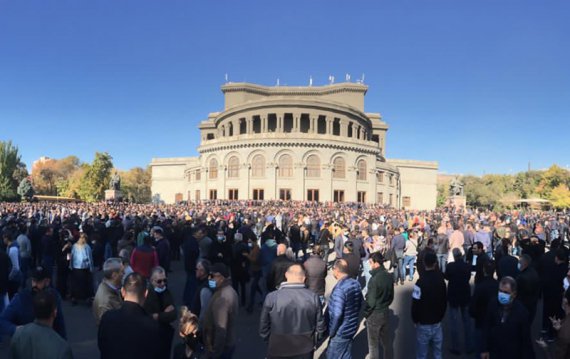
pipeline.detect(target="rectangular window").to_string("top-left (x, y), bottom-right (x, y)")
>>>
top-left (333, 190), bottom-right (345, 203)
top-left (209, 189), bottom-right (217, 200)
top-left (279, 189), bottom-right (292, 201)
top-left (377, 172), bottom-right (384, 183)
top-left (357, 191), bottom-right (366, 203)
top-left (195, 170), bottom-right (201, 181)
top-left (307, 189), bottom-right (319, 202)
top-left (389, 174), bottom-right (394, 186)
top-left (377, 192), bottom-right (384, 204)
top-left (195, 190), bottom-right (200, 201)
top-left (389, 193), bottom-right (393, 206)
top-left (228, 189), bottom-right (239, 200)
top-left (403, 196), bottom-right (411, 208)
top-left (253, 189), bottom-right (264, 201)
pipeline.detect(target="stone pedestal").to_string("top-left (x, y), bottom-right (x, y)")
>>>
top-left (447, 195), bottom-right (466, 208)
top-left (105, 189), bottom-right (123, 201)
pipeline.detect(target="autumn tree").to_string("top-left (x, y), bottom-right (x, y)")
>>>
top-left (550, 184), bottom-right (570, 209)
top-left (0, 141), bottom-right (24, 201)
top-left (120, 166), bottom-right (152, 203)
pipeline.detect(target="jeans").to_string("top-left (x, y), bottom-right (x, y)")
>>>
top-left (448, 305), bottom-right (473, 353)
top-left (182, 272), bottom-right (197, 308)
top-left (436, 254), bottom-right (447, 274)
top-left (362, 260), bottom-right (372, 295)
top-left (416, 322), bottom-right (443, 359)
top-left (393, 257), bottom-right (404, 283)
top-left (248, 270), bottom-right (263, 311)
top-left (326, 336), bottom-right (353, 359)
top-left (367, 311), bottom-right (391, 359)
top-left (403, 255), bottom-right (416, 281)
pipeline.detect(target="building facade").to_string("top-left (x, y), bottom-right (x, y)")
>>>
top-left (150, 82), bottom-right (438, 209)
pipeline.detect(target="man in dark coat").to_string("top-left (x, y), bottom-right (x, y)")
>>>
top-left (538, 246), bottom-right (568, 341)
top-left (445, 248), bottom-right (473, 355)
top-left (98, 272), bottom-right (161, 359)
top-left (342, 241), bottom-right (361, 280)
top-left (469, 260), bottom-right (498, 358)
top-left (481, 276), bottom-right (534, 359)
top-left (303, 245), bottom-right (327, 299)
top-left (144, 267), bottom-right (176, 359)
top-left (516, 254), bottom-right (541, 324)
top-left (267, 244), bottom-right (293, 292)
top-left (466, 242), bottom-right (489, 284)
top-left (497, 240), bottom-right (519, 280)
top-left (153, 227), bottom-right (171, 273)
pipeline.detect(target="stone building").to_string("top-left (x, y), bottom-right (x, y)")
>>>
top-left (150, 82), bottom-right (438, 209)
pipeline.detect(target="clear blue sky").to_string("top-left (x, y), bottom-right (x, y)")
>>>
top-left (1, 0), bottom-right (569, 175)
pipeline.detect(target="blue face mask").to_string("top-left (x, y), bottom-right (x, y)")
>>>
top-left (498, 292), bottom-right (511, 305)
top-left (217, 236), bottom-right (225, 242)
top-left (517, 263), bottom-right (522, 271)
top-left (154, 286), bottom-right (166, 293)
top-left (208, 279), bottom-right (217, 289)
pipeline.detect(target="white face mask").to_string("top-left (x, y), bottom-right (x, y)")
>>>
top-left (154, 286), bottom-right (166, 293)
top-left (564, 277), bottom-right (569, 291)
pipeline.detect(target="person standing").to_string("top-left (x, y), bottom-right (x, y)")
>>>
top-left (190, 259), bottom-right (212, 322)
top-left (448, 223), bottom-right (465, 263)
top-left (0, 266), bottom-right (66, 339)
top-left (69, 233), bottom-right (94, 305)
top-left (4, 233), bottom-right (21, 298)
top-left (153, 227), bottom-right (171, 273)
top-left (98, 272), bottom-right (161, 359)
top-left (391, 228), bottom-right (406, 285)
top-left (267, 243), bottom-right (292, 292)
top-left (182, 225), bottom-right (200, 308)
top-left (230, 233), bottom-right (249, 307)
top-left (303, 244), bottom-right (327, 303)
top-left (144, 266), bottom-right (176, 359)
top-left (202, 263), bottom-right (239, 358)
top-left (131, 234), bottom-right (159, 279)
top-left (172, 307), bottom-right (204, 359)
top-left (516, 254), bottom-right (541, 324)
top-left (411, 252), bottom-right (447, 359)
top-left (539, 247), bottom-right (568, 342)
top-left (469, 260), bottom-right (498, 358)
top-left (326, 259), bottom-right (363, 358)
top-left (480, 276), bottom-right (534, 359)
top-left (364, 252), bottom-right (394, 359)
top-left (92, 258), bottom-right (124, 326)
top-left (16, 223), bottom-right (32, 287)
top-left (259, 263), bottom-right (326, 359)
top-left (444, 248), bottom-right (473, 355)
top-left (403, 231), bottom-right (418, 282)
top-left (9, 289), bottom-right (73, 359)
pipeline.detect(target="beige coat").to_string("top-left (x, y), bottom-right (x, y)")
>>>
top-left (92, 280), bottom-right (122, 326)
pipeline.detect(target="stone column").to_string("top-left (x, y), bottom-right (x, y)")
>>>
top-left (247, 117), bottom-right (252, 134)
top-left (293, 113), bottom-right (300, 132)
top-left (310, 116), bottom-right (316, 133)
top-left (278, 115), bottom-right (283, 133)
top-left (326, 118), bottom-right (333, 135)
top-left (340, 119), bottom-right (348, 137)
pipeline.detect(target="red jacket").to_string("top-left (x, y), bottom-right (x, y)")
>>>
top-left (130, 245), bottom-right (158, 278)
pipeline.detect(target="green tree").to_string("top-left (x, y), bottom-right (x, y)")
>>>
top-left (78, 152), bottom-right (114, 202)
top-left (537, 165), bottom-right (570, 198)
top-left (436, 184), bottom-right (448, 207)
top-left (17, 177), bottom-right (35, 201)
top-left (0, 141), bottom-right (22, 201)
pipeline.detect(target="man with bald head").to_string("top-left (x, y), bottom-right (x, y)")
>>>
top-left (267, 243), bottom-right (293, 292)
top-left (260, 263), bottom-right (326, 358)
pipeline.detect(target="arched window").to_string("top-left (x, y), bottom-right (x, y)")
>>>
top-left (306, 155), bottom-right (320, 178)
top-left (209, 158), bottom-right (218, 179)
top-left (332, 157), bottom-right (346, 179)
top-left (278, 154), bottom-right (293, 177)
top-left (252, 154), bottom-right (265, 178)
top-left (357, 160), bottom-right (367, 181)
top-left (228, 156), bottom-right (239, 178)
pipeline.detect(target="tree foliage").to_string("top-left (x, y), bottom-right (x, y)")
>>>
top-left (78, 152), bottom-right (114, 202)
top-left (0, 141), bottom-right (24, 201)
top-left (17, 177), bottom-right (35, 201)
top-left (120, 166), bottom-right (152, 203)
top-left (550, 184), bottom-right (570, 209)
top-left (32, 156), bottom-right (81, 196)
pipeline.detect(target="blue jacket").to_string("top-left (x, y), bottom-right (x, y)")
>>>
top-left (327, 276), bottom-right (363, 339)
top-left (0, 287), bottom-right (66, 339)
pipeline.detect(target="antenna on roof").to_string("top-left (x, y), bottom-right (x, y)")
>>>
top-left (276, 78), bottom-right (280, 86)
top-left (328, 75), bottom-right (334, 84)
top-left (309, 75), bottom-right (313, 87)
top-left (224, 73), bottom-right (229, 83)
top-left (345, 73), bottom-right (351, 82)
top-left (360, 73), bottom-right (365, 84)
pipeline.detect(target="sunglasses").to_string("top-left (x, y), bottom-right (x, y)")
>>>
top-left (155, 279), bottom-right (167, 284)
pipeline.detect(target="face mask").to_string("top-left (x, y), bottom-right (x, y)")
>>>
top-left (517, 263), bottom-right (522, 271)
top-left (217, 236), bottom-right (225, 242)
top-left (498, 292), bottom-right (511, 305)
top-left (265, 239), bottom-right (276, 247)
top-left (564, 278), bottom-right (569, 291)
top-left (248, 242), bottom-right (253, 248)
top-left (154, 286), bottom-right (166, 293)
top-left (183, 334), bottom-right (199, 350)
top-left (208, 279), bottom-right (217, 289)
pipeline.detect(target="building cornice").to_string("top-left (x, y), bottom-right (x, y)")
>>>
top-left (221, 82), bottom-right (368, 97)
top-left (198, 141), bottom-right (381, 156)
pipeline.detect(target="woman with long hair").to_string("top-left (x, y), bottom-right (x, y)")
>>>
top-left (69, 233), bottom-right (94, 305)
top-left (172, 307), bottom-right (203, 359)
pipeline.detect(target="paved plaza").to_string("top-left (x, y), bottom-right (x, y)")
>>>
top-left (0, 258), bottom-right (547, 359)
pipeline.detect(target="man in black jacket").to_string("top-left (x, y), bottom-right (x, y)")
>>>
top-left (481, 276), bottom-right (534, 359)
top-left (516, 254), bottom-right (541, 324)
top-left (538, 246), bottom-right (567, 341)
top-left (496, 240), bottom-right (519, 280)
top-left (445, 248), bottom-right (473, 355)
top-left (411, 251), bottom-right (447, 359)
top-left (469, 260), bottom-right (498, 359)
top-left (267, 244), bottom-right (292, 292)
top-left (466, 242), bottom-right (489, 284)
top-left (98, 272), bottom-right (161, 359)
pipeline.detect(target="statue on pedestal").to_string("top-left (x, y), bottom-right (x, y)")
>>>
top-left (110, 172), bottom-right (121, 191)
top-left (449, 177), bottom-right (464, 197)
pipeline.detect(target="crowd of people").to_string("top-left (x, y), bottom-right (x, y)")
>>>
top-left (0, 200), bottom-right (569, 358)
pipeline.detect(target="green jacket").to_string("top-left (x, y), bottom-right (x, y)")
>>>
top-left (364, 267), bottom-right (394, 317)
